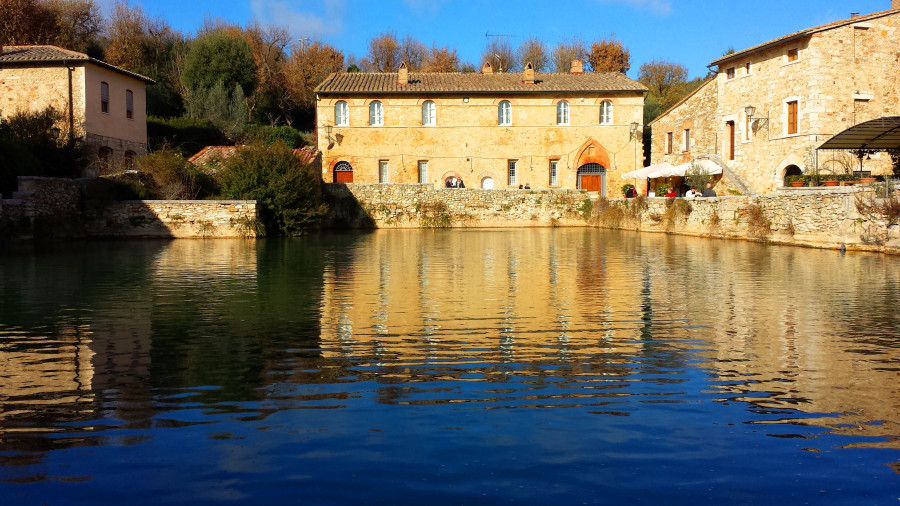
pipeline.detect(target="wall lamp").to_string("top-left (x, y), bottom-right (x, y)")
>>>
top-left (629, 121), bottom-right (640, 140)
top-left (745, 105), bottom-right (769, 129)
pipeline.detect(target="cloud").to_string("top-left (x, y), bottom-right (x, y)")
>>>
top-left (598, 0), bottom-right (672, 15)
top-left (249, 0), bottom-right (346, 39)
top-left (402, 0), bottom-right (449, 16)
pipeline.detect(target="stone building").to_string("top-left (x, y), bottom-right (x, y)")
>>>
top-left (0, 45), bottom-right (154, 170)
top-left (650, 3), bottom-right (900, 194)
top-left (314, 61), bottom-right (647, 196)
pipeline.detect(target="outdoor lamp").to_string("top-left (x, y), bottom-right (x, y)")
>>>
top-left (744, 105), bottom-right (769, 129)
top-left (744, 105), bottom-right (756, 119)
top-left (629, 121), bottom-right (640, 139)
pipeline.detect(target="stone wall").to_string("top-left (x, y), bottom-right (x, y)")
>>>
top-left (0, 176), bottom-right (259, 239)
top-left (325, 183), bottom-right (594, 228)
top-left (592, 187), bottom-right (900, 254)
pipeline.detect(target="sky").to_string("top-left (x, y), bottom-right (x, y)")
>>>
top-left (108, 0), bottom-right (894, 79)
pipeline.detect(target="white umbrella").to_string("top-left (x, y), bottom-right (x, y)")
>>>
top-left (621, 162), bottom-right (673, 180)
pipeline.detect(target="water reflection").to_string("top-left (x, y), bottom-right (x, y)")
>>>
top-left (1, 230), bottom-right (899, 503)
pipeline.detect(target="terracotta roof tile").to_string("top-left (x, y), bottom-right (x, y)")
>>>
top-left (188, 145), bottom-right (320, 166)
top-left (315, 71), bottom-right (647, 95)
top-left (0, 45), bottom-right (155, 83)
top-left (710, 8), bottom-right (900, 66)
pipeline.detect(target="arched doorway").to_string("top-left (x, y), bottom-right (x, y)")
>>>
top-left (333, 161), bottom-right (353, 183)
top-left (783, 164), bottom-right (802, 186)
top-left (481, 177), bottom-right (494, 189)
top-left (577, 163), bottom-right (607, 196)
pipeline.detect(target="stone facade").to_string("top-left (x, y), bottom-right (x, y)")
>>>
top-left (0, 176), bottom-right (259, 239)
top-left (0, 46), bottom-right (151, 171)
top-left (325, 184), bottom-right (594, 228)
top-left (315, 66), bottom-right (646, 197)
top-left (650, 7), bottom-right (900, 194)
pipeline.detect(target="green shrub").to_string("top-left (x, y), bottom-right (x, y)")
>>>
top-left (147, 116), bottom-right (229, 157)
top-left (215, 142), bottom-right (326, 235)
top-left (137, 148), bottom-right (216, 199)
top-left (241, 125), bottom-right (310, 148)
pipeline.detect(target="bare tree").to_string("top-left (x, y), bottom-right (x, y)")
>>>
top-left (363, 31), bottom-right (401, 72)
top-left (0, 0), bottom-right (102, 53)
top-left (399, 35), bottom-right (427, 71)
top-left (551, 36), bottom-right (587, 72)
top-left (588, 35), bottom-right (630, 73)
top-left (423, 45), bottom-right (459, 72)
top-left (283, 40), bottom-right (344, 119)
top-left (517, 36), bottom-right (549, 72)
top-left (480, 38), bottom-right (516, 73)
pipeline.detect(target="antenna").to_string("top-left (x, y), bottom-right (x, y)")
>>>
top-left (485, 32), bottom-right (515, 73)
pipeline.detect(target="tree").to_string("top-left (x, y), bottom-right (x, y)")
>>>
top-left (241, 22), bottom-right (291, 123)
top-left (282, 40), bottom-right (344, 125)
top-left (399, 35), bottom-right (427, 71)
top-left (638, 59), bottom-right (690, 121)
top-left (363, 31), bottom-right (400, 72)
top-left (517, 36), bottom-right (549, 72)
top-left (588, 36), bottom-right (630, 73)
top-left (480, 38), bottom-right (516, 73)
top-left (551, 37), bottom-right (587, 72)
top-left (0, 0), bottom-right (102, 55)
top-left (182, 30), bottom-right (258, 99)
top-left (423, 45), bottom-right (459, 72)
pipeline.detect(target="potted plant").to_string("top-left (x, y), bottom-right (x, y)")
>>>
top-left (786, 175), bottom-right (806, 187)
top-left (655, 182), bottom-right (670, 196)
top-left (821, 174), bottom-right (839, 186)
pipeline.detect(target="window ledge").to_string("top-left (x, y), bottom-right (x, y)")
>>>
top-left (783, 60), bottom-right (800, 67)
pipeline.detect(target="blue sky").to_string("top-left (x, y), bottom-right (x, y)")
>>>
top-left (122, 0), bottom-right (893, 78)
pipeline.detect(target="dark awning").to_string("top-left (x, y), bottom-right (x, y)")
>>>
top-left (818, 116), bottom-right (900, 151)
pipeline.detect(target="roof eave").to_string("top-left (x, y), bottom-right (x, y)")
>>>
top-left (316, 88), bottom-right (647, 95)
top-left (0, 57), bottom-right (155, 84)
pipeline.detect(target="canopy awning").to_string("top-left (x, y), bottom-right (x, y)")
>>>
top-left (621, 162), bottom-right (673, 180)
top-left (646, 159), bottom-right (722, 179)
top-left (817, 116), bottom-right (900, 151)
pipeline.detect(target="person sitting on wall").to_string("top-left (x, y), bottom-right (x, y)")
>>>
top-left (685, 187), bottom-right (698, 199)
top-left (625, 186), bottom-right (636, 198)
top-left (445, 178), bottom-right (453, 188)
top-left (664, 188), bottom-right (677, 198)
top-left (519, 184), bottom-right (524, 189)
top-left (524, 183), bottom-right (531, 189)
top-left (458, 178), bottom-right (466, 189)
top-left (702, 183), bottom-right (717, 197)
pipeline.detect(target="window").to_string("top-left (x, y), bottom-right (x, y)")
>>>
top-left (379, 160), bottom-right (389, 183)
top-left (745, 113), bottom-right (751, 141)
top-left (549, 160), bottom-right (558, 186)
top-left (422, 100), bottom-right (436, 126)
top-left (100, 82), bottom-right (109, 114)
top-left (683, 129), bottom-right (690, 152)
top-left (125, 90), bottom-right (134, 119)
top-left (335, 101), bottom-right (349, 126)
top-left (508, 160), bottom-right (517, 186)
top-left (787, 48), bottom-right (798, 62)
top-left (726, 121), bottom-right (735, 161)
top-left (600, 100), bottom-right (613, 125)
top-left (556, 101), bottom-right (569, 125)
top-left (498, 100), bottom-right (511, 125)
top-left (745, 62), bottom-right (751, 75)
top-left (124, 150), bottom-right (136, 168)
top-left (369, 101), bottom-right (383, 126)
top-left (726, 67), bottom-right (735, 79)
top-left (418, 161), bottom-right (428, 183)
top-left (787, 101), bottom-right (798, 134)
top-left (98, 146), bottom-right (112, 169)
top-left (666, 132), bottom-right (673, 154)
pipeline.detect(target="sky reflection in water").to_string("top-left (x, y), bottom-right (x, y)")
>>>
top-left (1, 229), bottom-right (899, 504)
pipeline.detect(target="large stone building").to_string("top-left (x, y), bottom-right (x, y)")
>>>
top-left (0, 45), bottom-right (154, 170)
top-left (314, 62), bottom-right (647, 196)
top-left (650, 3), bottom-right (900, 194)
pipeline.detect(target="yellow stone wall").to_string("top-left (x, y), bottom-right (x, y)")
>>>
top-left (651, 10), bottom-right (900, 194)
top-left (316, 92), bottom-right (645, 196)
top-left (0, 64), bottom-right (86, 138)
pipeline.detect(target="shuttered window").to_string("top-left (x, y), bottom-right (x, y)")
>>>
top-left (126, 90), bottom-right (134, 119)
top-left (549, 160), bottom-right (558, 186)
top-left (787, 101), bottom-right (798, 134)
top-left (508, 160), bottom-right (517, 186)
top-left (418, 161), bottom-right (428, 183)
top-left (369, 101), bottom-right (383, 126)
top-left (101, 82), bottom-right (109, 113)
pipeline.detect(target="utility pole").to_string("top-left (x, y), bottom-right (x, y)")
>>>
top-left (297, 37), bottom-right (310, 52)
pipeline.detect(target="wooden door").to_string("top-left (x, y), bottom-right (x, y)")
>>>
top-left (581, 175), bottom-right (602, 192)
top-left (727, 121), bottom-right (735, 160)
top-left (334, 170), bottom-right (353, 183)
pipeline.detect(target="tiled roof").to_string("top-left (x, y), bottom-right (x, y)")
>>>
top-left (293, 146), bottom-right (320, 165)
top-left (0, 45), bottom-right (155, 83)
top-left (710, 8), bottom-right (900, 66)
top-left (188, 145), bottom-right (320, 166)
top-left (315, 71), bottom-right (647, 95)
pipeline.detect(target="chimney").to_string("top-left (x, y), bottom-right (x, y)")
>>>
top-left (570, 60), bottom-right (584, 75)
top-left (523, 62), bottom-right (535, 84)
top-left (398, 62), bottom-right (408, 85)
top-left (481, 61), bottom-right (493, 75)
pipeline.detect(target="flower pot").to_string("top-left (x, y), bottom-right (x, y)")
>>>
top-left (823, 180), bottom-right (839, 186)
top-left (790, 181), bottom-right (805, 187)
top-left (860, 177), bottom-right (876, 184)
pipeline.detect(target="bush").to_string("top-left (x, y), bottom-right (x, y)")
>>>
top-left (215, 142), bottom-right (326, 235)
top-left (137, 148), bottom-right (216, 199)
top-left (147, 116), bottom-right (229, 158)
top-left (241, 125), bottom-right (310, 148)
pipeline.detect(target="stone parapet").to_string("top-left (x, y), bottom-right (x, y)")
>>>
top-left (84, 200), bottom-right (259, 238)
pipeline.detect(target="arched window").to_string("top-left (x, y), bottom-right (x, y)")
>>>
top-left (124, 150), bottom-right (136, 168)
top-left (422, 100), bottom-right (436, 126)
top-left (498, 100), bottom-right (511, 126)
top-left (369, 100), bottom-right (383, 126)
top-left (98, 146), bottom-right (113, 171)
top-left (556, 101), bottom-right (569, 125)
top-left (335, 101), bottom-right (349, 126)
top-left (600, 100), bottom-right (613, 125)
top-left (333, 161), bottom-right (353, 183)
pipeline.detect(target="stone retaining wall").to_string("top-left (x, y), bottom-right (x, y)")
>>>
top-left (593, 187), bottom-right (900, 254)
top-left (325, 183), bottom-right (594, 228)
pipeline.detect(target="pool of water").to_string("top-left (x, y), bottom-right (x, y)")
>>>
top-left (1, 229), bottom-right (899, 504)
